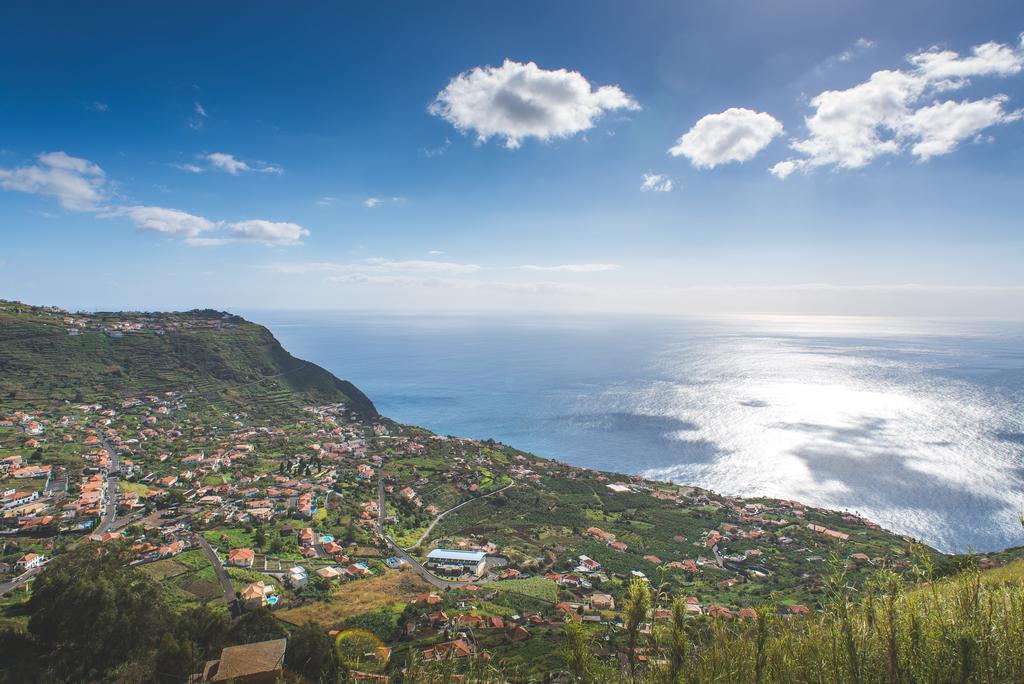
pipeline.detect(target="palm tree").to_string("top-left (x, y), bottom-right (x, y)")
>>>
top-left (623, 576), bottom-right (651, 679)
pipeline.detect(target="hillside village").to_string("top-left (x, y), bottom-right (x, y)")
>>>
top-left (0, 300), bottom-right (1005, 680)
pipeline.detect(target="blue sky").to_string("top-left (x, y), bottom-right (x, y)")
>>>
top-left (1, 1), bottom-right (1023, 316)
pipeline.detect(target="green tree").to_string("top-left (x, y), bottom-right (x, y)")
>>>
top-left (285, 621), bottom-right (339, 683)
top-left (228, 607), bottom-right (286, 645)
top-left (26, 542), bottom-right (172, 682)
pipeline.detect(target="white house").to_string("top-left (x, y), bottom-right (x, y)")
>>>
top-left (16, 553), bottom-right (45, 571)
top-left (286, 566), bottom-right (308, 590)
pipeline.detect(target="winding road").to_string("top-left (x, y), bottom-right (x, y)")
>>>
top-left (376, 476), bottom-right (515, 590)
top-left (410, 480), bottom-right (516, 548)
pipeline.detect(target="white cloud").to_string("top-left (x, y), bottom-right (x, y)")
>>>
top-left (521, 263), bottom-right (620, 273)
top-left (903, 96), bottom-right (1022, 159)
top-left (363, 197), bottom-right (382, 208)
top-left (909, 40), bottom-right (1023, 85)
top-left (419, 139), bottom-right (452, 158)
top-left (87, 101), bottom-right (109, 112)
top-left (206, 152), bottom-right (282, 175)
top-left (173, 163), bottom-right (205, 173)
top-left (228, 220), bottom-right (309, 245)
top-left (428, 250), bottom-right (445, 256)
top-left (430, 59), bottom-right (639, 149)
top-left (768, 160), bottom-right (801, 179)
top-left (775, 35), bottom-right (1024, 176)
top-left (115, 205), bottom-right (219, 237)
top-left (315, 196), bottom-right (336, 207)
top-left (0, 151), bottom-right (106, 210)
top-left (837, 37), bottom-right (876, 63)
top-left (189, 102), bottom-right (208, 130)
top-left (0, 150), bottom-right (310, 247)
top-left (640, 172), bottom-right (673, 192)
top-left (669, 108), bottom-right (783, 168)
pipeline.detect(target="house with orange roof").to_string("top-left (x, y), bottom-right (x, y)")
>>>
top-left (16, 552), bottom-right (45, 570)
top-left (227, 548), bottom-right (255, 568)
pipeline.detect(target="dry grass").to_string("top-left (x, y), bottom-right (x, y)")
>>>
top-left (275, 569), bottom-right (433, 628)
top-left (138, 559), bottom-right (189, 581)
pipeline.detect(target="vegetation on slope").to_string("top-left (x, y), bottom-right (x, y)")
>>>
top-left (0, 300), bottom-right (376, 418)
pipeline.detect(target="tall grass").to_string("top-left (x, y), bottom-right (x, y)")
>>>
top-left (632, 560), bottom-right (1024, 684)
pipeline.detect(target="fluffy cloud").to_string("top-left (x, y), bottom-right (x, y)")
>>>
top-left (670, 108), bottom-right (784, 168)
top-left (640, 172), bottom-right (673, 192)
top-left (0, 150), bottom-right (310, 247)
top-left (0, 151), bottom-right (106, 210)
top-left (430, 59), bottom-right (639, 149)
top-left (909, 40), bottom-right (1023, 84)
top-left (904, 96), bottom-right (1022, 159)
top-left (228, 220), bottom-right (309, 245)
top-left (521, 263), bottom-right (620, 272)
top-left (206, 152), bottom-right (282, 175)
top-left (774, 36), bottom-right (1024, 177)
top-left (115, 205), bottom-right (219, 237)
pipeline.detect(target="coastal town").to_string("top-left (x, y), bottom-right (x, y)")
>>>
top-left (0, 300), bottom-right (985, 680)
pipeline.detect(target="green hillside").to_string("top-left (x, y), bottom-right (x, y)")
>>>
top-left (0, 300), bottom-right (376, 419)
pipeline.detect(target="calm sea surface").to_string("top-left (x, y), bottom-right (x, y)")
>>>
top-left (249, 311), bottom-right (1024, 553)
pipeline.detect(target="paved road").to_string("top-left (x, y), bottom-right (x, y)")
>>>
top-left (198, 536), bottom-right (239, 617)
top-left (93, 439), bottom-right (120, 536)
top-left (0, 565), bottom-right (45, 595)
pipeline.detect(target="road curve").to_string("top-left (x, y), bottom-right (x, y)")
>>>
top-left (376, 476), bottom-right (515, 590)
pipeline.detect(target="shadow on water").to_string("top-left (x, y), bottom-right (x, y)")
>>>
top-left (567, 411), bottom-right (699, 434)
top-left (553, 411), bottom-right (722, 473)
top-left (780, 416), bottom-right (1019, 552)
top-left (995, 431), bottom-right (1024, 446)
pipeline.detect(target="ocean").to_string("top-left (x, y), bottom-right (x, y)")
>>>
top-left (250, 311), bottom-right (1024, 554)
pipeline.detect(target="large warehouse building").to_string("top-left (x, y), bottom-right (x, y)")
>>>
top-left (425, 549), bottom-right (487, 577)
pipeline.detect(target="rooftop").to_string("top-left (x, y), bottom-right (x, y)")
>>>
top-left (427, 548), bottom-right (486, 562)
top-left (208, 638), bottom-right (286, 682)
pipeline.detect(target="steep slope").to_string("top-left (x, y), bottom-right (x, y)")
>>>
top-left (0, 301), bottom-right (376, 419)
